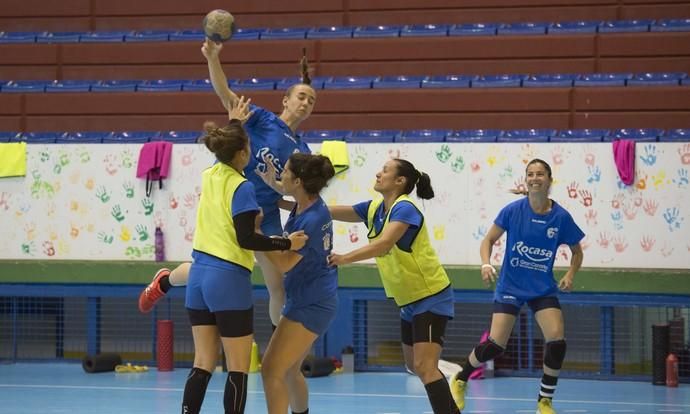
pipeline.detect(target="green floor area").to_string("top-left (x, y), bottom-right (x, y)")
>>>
top-left (0, 260), bottom-right (689, 295)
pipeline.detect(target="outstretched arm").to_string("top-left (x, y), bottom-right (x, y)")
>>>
top-left (201, 39), bottom-right (239, 111)
top-left (328, 221), bottom-right (408, 266)
top-left (329, 205), bottom-right (364, 223)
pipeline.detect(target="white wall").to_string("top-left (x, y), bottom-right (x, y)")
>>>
top-left (0, 142), bottom-right (688, 269)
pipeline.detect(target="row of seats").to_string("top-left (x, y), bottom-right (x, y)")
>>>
top-left (2, 73), bottom-right (688, 92)
top-left (1, 19), bottom-right (689, 43)
top-left (3, 128), bottom-right (688, 144)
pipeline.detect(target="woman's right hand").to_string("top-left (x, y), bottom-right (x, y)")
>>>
top-left (481, 264), bottom-right (497, 286)
top-left (201, 39), bottom-right (222, 60)
top-left (287, 230), bottom-right (308, 251)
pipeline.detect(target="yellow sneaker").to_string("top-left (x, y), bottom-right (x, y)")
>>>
top-left (536, 398), bottom-right (556, 414)
top-left (450, 374), bottom-right (467, 411)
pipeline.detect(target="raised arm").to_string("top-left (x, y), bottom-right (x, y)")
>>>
top-left (328, 221), bottom-right (408, 266)
top-left (329, 205), bottom-right (364, 223)
top-left (201, 39), bottom-right (239, 111)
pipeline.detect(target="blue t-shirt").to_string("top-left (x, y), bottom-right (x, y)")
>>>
top-left (495, 197), bottom-right (585, 298)
top-left (353, 200), bottom-right (423, 251)
top-left (283, 197), bottom-right (338, 308)
top-left (243, 105), bottom-right (311, 207)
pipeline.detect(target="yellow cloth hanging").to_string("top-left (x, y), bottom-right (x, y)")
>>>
top-left (319, 140), bottom-right (349, 175)
top-left (0, 142), bottom-right (27, 178)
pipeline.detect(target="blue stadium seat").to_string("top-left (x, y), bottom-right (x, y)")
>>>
top-left (79, 31), bottom-right (128, 43)
top-left (446, 129), bottom-right (500, 142)
top-left (548, 21), bottom-right (600, 34)
top-left (660, 129), bottom-right (690, 141)
top-left (498, 23), bottom-right (548, 36)
top-left (107, 131), bottom-right (159, 143)
top-left (260, 28), bottom-right (308, 40)
top-left (598, 20), bottom-right (653, 33)
top-left (395, 129), bottom-right (451, 142)
top-left (472, 75), bottom-right (523, 88)
top-left (626, 73), bottom-right (686, 86)
top-left (125, 31), bottom-right (172, 42)
top-left (551, 129), bottom-right (608, 142)
top-left (307, 26), bottom-right (353, 39)
top-left (45, 80), bottom-right (93, 93)
top-left (277, 76), bottom-right (330, 90)
top-left (684, 78), bottom-right (690, 86)
top-left (57, 131), bottom-right (110, 143)
top-left (2, 80), bottom-right (48, 93)
top-left (302, 130), bottom-right (351, 143)
top-left (15, 132), bottom-right (61, 143)
top-left (169, 30), bottom-right (205, 42)
top-left (91, 80), bottom-right (139, 92)
top-left (157, 131), bottom-right (201, 143)
top-left (448, 24), bottom-right (497, 36)
top-left (136, 80), bottom-right (185, 92)
top-left (0, 31), bottom-right (42, 43)
top-left (353, 26), bottom-right (401, 38)
top-left (182, 79), bottom-right (214, 92)
top-left (607, 128), bottom-right (663, 142)
top-left (499, 129), bottom-right (555, 142)
top-left (233, 28), bottom-right (264, 41)
top-left (324, 76), bottom-right (377, 89)
top-left (651, 19), bottom-right (690, 32)
top-left (575, 73), bottom-right (632, 87)
top-left (522, 74), bottom-right (578, 88)
top-left (347, 130), bottom-right (400, 143)
top-left (36, 32), bottom-right (82, 43)
top-left (233, 78), bottom-right (278, 90)
top-left (422, 75), bottom-right (475, 89)
top-left (373, 76), bottom-right (425, 89)
top-left (400, 24), bottom-right (449, 37)
top-left (0, 131), bottom-right (20, 142)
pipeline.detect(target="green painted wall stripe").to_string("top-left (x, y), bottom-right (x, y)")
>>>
top-left (0, 261), bottom-right (689, 294)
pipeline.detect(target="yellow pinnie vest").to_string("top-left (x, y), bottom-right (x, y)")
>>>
top-left (367, 195), bottom-right (450, 306)
top-left (192, 162), bottom-right (255, 271)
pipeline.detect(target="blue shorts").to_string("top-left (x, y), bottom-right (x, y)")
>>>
top-left (493, 291), bottom-right (561, 316)
top-left (283, 295), bottom-right (338, 336)
top-left (259, 203), bottom-right (283, 236)
top-left (400, 286), bottom-right (454, 322)
top-left (186, 261), bottom-right (253, 312)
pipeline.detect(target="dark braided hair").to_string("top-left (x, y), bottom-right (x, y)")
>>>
top-left (285, 48), bottom-right (313, 97)
top-left (393, 159), bottom-right (435, 200)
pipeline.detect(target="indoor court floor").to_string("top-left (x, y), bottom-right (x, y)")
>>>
top-left (1, 362), bottom-right (689, 413)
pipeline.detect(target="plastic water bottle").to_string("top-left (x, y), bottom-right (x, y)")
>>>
top-left (154, 227), bottom-right (165, 262)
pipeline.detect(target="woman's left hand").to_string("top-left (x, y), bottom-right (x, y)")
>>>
top-left (228, 95), bottom-right (253, 124)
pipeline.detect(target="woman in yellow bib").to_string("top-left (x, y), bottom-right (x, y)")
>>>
top-left (328, 158), bottom-right (460, 414)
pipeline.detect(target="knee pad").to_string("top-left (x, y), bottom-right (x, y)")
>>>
top-left (474, 338), bottom-right (505, 363)
top-left (544, 339), bottom-right (567, 370)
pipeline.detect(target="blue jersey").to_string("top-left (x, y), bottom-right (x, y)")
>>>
top-left (283, 197), bottom-right (338, 308)
top-left (495, 197), bottom-right (585, 298)
top-left (353, 200), bottom-right (422, 251)
top-left (243, 105), bottom-right (311, 207)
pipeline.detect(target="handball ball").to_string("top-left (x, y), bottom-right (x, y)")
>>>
top-left (203, 9), bottom-right (235, 43)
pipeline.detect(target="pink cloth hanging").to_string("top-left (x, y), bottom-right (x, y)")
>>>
top-left (612, 139), bottom-right (635, 185)
top-left (136, 141), bottom-right (173, 196)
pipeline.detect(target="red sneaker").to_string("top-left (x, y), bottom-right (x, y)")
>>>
top-left (138, 268), bottom-right (170, 313)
